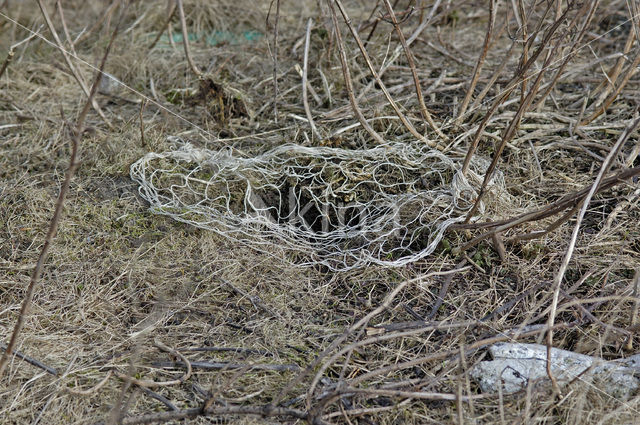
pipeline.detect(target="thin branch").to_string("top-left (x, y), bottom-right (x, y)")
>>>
top-left (463, 6), bottom-right (579, 222)
top-left (579, 51), bottom-right (640, 126)
top-left (624, 270), bottom-right (640, 351)
top-left (176, 0), bottom-right (202, 78)
top-left (457, 0), bottom-right (496, 122)
top-left (461, 3), bottom-right (570, 175)
top-left (0, 28), bottom-right (40, 79)
top-left (0, 342), bottom-right (57, 376)
top-left (382, 0), bottom-right (447, 140)
top-left (546, 114), bottom-right (640, 392)
top-left (532, 1), bottom-right (600, 110)
top-left (73, 0), bottom-right (121, 45)
top-left (66, 371), bottom-right (113, 396)
top-left (304, 268), bottom-right (471, 409)
top-left (0, 4), bottom-right (122, 379)
top-left (450, 165), bottom-right (640, 253)
top-left (275, 268), bottom-right (466, 406)
top-left (36, 0), bottom-right (114, 130)
top-left (114, 339), bottom-right (192, 388)
top-left (269, 0), bottom-right (281, 123)
top-left (152, 360), bottom-right (300, 372)
top-left (332, 0), bottom-right (441, 149)
top-left (113, 405), bottom-right (325, 425)
top-left (327, 0), bottom-right (385, 144)
top-left (348, 322), bottom-right (574, 386)
top-left (302, 18), bottom-right (321, 140)
top-left (148, 0), bottom-right (177, 50)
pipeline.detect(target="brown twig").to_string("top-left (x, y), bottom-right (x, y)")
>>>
top-left (335, 386), bottom-right (488, 402)
top-left (332, 0), bottom-right (440, 149)
top-left (148, 0), bottom-right (177, 50)
top-left (304, 268), bottom-right (471, 409)
top-left (275, 268), bottom-right (466, 406)
top-left (114, 339), bottom-right (192, 388)
top-left (0, 29), bottom-right (40, 80)
top-left (381, 0), bottom-right (447, 140)
top-left (175, 0), bottom-right (202, 78)
top-left (532, 1), bottom-right (600, 111)
top-left (327, 0), bottom-right (384, 144)
top-left (139, 99), bottom-right (147, 148)
top-left (112, 404), bottom-right (323, 425)
top-left (348, 322), bottom-right (574, 386)
top-left (590, 21), bottom-right (636, 108)
top-left (36, 0), bottom-right (114, 129)
top-left (73, 0), bottom-right (121, 45)
top-left (624, 270), bottom-right (640, 351)
top-left (450, 165), bottom-right (640, 253)
top-left (139, 386), bottom-right (178, 411)
top-left (467, 40), bottom-right (517, 121)
top-left (363, 0), bottom-right (393, 47)
top-left (463, 6), bottom-right (580, 222)
top-left (302, 18), bottom-right (321, 140)
top-left (268, 0), bottom-right (281, 123)
top-left (516, 0), bottom-right (529, 105)
top-left (427, 259), bottom-right (468, 320)
top-left (152, 360), bottom-right (300, 372)
top-left (66, 371), bottom-right (113, 396)
top-left (0, 342), bottom-right (57, 376)
top-left (546, 113), bottom-right (640, 394)
top-left (461, 4), bottom-right (571, 176)
top-left (56, 0), bottom-right (78, 58)
top-left (457, 0), bottom-right (496, 122)
top-left (579, 51), bottom-right (640, 126)
top-left (0, 4), bottom-right (121, 379)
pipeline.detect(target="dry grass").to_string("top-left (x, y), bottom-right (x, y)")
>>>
top-left (1, 0), bottom-right (639, 424)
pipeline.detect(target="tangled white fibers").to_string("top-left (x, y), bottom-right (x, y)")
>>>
top-left (130, 137), bottom-right (504, 271)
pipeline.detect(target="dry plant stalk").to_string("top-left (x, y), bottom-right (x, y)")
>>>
top-left (327, 0), bottom-right (385, 144)
top-left (456, 0), bottom-right (496, 123)
top-left (516, 0), bottom-right (529, 105)
top-left (591, 25), bottom-right (636, 107)
top-left (579, 51), bottom-right (640, 126)
top-left (461, 0), bottom-right (571, 174)
top-left (332, 0), bottom-right (440, 149)
top-left (269, 0), bottom-right (281, 123)
top-left (381, 0), bottom-right (447, 140)
top-left (0, 5), bottom-right (122, 379)
top-left (532, 0), bottom-right (600, 111)
top-left (546, 114), bottom-right (640, 391)
top-left (148, 0), bottom-right (177, 50)
top-left (273, 268), bottom-right (468, 407)
top-left (302, 18), bottom-right (320, 140)
top-left (176, 0), bottom-right (202, 78)
top-left (624, 269), bottom-right (640, 351)
top-left (36, 0), bottom-right (114, 130)
top-left (451, 164), bottom-right (640, 253)
top-left (73, 0), bottom-right (120, 45)
top-left (462, 4), bottom-right (579, 221)
top-left (0, 30), bottom-right (39, 79)
top-left (114, 340), bottom-right (193, 388)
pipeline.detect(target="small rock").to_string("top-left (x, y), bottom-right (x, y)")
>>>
top-left (470, 343), bottom-right (640, 399)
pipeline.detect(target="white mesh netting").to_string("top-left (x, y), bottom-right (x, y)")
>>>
top-left (130, 137), bottom-right (504, 271)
